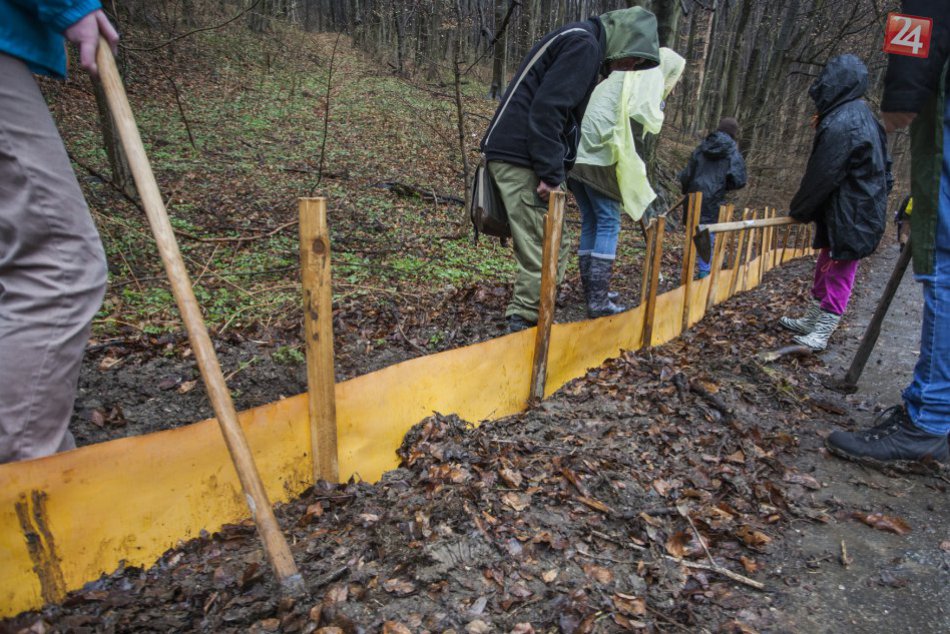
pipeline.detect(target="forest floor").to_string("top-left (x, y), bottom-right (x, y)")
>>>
top-left (5, 240), bottom-right (948, 633)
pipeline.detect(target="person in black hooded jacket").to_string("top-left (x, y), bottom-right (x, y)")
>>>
top-left (678, 117), bottom-right (747, 278)
top-left (780, 54), bottom-right (893, 351)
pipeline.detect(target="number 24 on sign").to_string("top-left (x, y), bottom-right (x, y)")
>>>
top-left (883, 13), bottom-right (932, 59)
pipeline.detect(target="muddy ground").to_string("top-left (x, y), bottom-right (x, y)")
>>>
top-left (6, 243), bottom-right (949, 633)
top-left (70, 218), bottom-right (683, 446)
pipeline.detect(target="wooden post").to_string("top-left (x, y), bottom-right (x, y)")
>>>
top-left (743, 208), bottom-right (760, 290)
top-left (759, 207), bottom-right (772, 282)
top-left (299, 198), bottom-right (339, 484)
top-left (729, 208), bottom-right (752, 297)
top-left (640, 220), bottom-right (656, 307)
top-left (681, 192), bottom-right (701, 285)
top-left (529, 191), bottom-right (565, 401)
top-left (779, 226), bottom-right (789, 264)
top-left (705, 205), bottom-right (733, 311)
top-left (641, 216), bottom-right (666, 348)
top-left (795, 224), bottom-right (807, 257)
top-left (681, 193), bottom-right (701, 333)
top-left (96, 41), bottom-right (305, 594)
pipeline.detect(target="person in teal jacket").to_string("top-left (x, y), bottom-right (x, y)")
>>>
top-left (0, 2), bottom-right (118, 462)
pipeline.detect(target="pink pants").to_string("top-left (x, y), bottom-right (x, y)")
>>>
top-left (812, 248), bottom-right (859, 315)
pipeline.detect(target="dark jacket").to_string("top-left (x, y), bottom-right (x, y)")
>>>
top-left (790, 54), bottom-right (893, 261)
top-left (481, 20), bottom-right (605, 187)
top-left (882, 0), bottom-right (950, 276)
top-left (480, 9), bottom-right (660, 188)
top-left (678, 131), bottom-right (747, 224)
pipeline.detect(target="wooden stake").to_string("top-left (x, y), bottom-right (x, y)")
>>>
top-left (681, 192), bottom-right (701, 332)
top-left (96, 41), bottom-right (305, 594)
top-left (729, 208), bottom-right (751, 296)
top-left (758, 208), bottom-right (770, 280)
top-left (530, 191), bottom-right (565, 401)
top-left (640, 220), bottom-right (656, 307)
top-left (681, 192), bottom-right (701, 285)
top-left (705, 205), bottom-right (733, 312)
top-left (742, 208), bottom-right (760, 290)
top-left (299, 198), bottom-right (339, 484)
top-left (641, 216), bottom-right (666, 348)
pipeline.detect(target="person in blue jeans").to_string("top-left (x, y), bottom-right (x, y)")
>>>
top-left (0, 1), bottom-right (118, 462)
top-left (826, 0), bottom-right (949, 467)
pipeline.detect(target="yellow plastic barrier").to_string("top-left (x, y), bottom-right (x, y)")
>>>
top-left (0, 243), bottom-right (812, 616)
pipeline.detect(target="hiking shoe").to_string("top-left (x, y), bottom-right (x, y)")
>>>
top-left (826, 405), bottom-right (949, 467)
top-left (696, 270), bottom-right (710, 280)
top-left (779, 300), bottom-right (823, 335)
top-left (506, 314), bottom-right (535, 333)
top-left (792, 310), bottom-right (840, 350)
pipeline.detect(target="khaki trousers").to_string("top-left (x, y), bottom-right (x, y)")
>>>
top-left (489, 161), bottom-right (570, 323)
top-left (0, 53), bottom-right (107, 462)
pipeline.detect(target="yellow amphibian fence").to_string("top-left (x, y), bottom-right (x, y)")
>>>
top-left (0, 194), bottom-right (814, 616)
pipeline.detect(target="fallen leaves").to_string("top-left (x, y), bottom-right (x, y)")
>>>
top-left (851, 512), bottom-right (912, 536)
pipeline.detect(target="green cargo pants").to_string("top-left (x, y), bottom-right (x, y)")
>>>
top-left (489, 161), bottom-right (570, 323)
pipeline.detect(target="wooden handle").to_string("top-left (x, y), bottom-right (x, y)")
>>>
top-left (96, 40), bottom-right (304, 593)
top-left (840, 242), bottom-right (913, 388)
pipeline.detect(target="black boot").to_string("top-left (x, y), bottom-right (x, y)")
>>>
top-left (578, 254), bottom-right (592, 306)
top-left (506, 314), bottom-right (535, 333)
top-left (587, 257), bottom-right (625, 318)
top-left (826, 405), bottom-right (949, 469)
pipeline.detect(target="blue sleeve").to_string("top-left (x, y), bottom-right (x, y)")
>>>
top-left (9, 0), bottom-right (102, 32)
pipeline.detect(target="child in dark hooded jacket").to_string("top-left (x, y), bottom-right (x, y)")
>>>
top-left (678, 117), bottom-right (747, 278)
top-left (781, 54), bottom-right (893, 351)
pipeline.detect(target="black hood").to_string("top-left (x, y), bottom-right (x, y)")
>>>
top-left (809, 54), bottom-right (868, 115)
top-left (700, 131), bottom-right (735, 159)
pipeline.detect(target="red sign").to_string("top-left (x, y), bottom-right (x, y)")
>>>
top-left (883, 13), bottom-right (932, 58)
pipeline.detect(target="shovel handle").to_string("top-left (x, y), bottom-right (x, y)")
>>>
top-left (95, 39), bottom-right (305, 593)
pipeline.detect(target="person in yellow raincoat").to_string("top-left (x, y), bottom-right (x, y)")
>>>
top-left (568, 48), bottom-right (685, 317)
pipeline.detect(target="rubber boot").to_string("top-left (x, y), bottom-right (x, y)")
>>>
top-left (588, 257), bottom-right (625, 318)
top-left (793, 309), bottom-right (840, 351)
top-left (578, 254), bottom-right (592, 305)
top-left (779, 300), bottom-right (823, 335)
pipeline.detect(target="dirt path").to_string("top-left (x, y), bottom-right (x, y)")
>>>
top-left (771, 244), bottom-right (950, 633)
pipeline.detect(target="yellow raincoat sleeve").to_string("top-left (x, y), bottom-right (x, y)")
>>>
top-left (617, 48), bottom-right (686, 220)
top-left (574, 48), bottom-right (686, 221)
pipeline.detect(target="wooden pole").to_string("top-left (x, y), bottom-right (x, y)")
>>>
top-left (641, 216), bottom-right (666, 348)
top-left (96, 41), bottom-right (305, 594)
top-left (779, 226), bottom-right (789, 264)
top-left (529, 191), bottom-right (565, 401)
top-left (681, 193), bottom-right (701, 333)
top-left (743, 208), bottom-right (760, 290)
top-left (705, 205), bottom-right (733, 312)
top-left (729, 208), bottom-right (752, 296)
top-left (299, 198), bottom-right (339, 484)
top-left (640, 221), bottom-right (656, 307)
top-left (681, 192), bottom-right (700, 285)
top-left (833, 242), bottom-right (913, 391)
